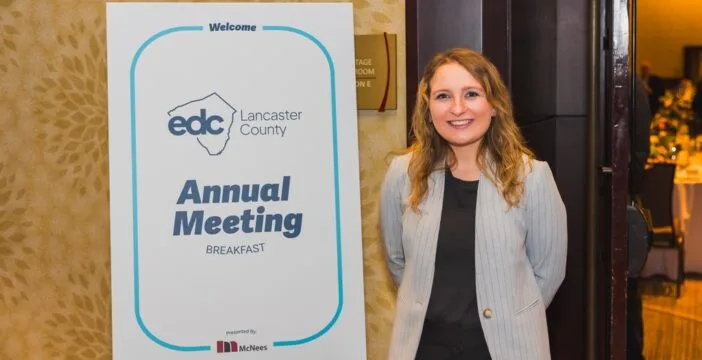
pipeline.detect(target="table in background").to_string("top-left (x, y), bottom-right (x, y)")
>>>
top-left (641, 161), bottom-right (702, 279)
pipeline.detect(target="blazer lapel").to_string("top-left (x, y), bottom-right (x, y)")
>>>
top-left (474, 171), bottom-right (490, 282)
top-left (413, 169), bottom-right (445, 305)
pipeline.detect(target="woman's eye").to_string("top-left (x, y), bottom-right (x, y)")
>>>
top-left (435, 93), bottom-right (449, 100)
top-left (466, 91), bottom-right (480, 98)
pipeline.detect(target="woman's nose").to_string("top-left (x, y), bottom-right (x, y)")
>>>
top-left (450, 99), bottom-right (467, 115)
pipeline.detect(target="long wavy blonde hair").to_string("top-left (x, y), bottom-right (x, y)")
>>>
top-left (407, 48), bottom-right (534, 211)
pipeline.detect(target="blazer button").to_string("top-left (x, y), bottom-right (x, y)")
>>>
top-left (483, 308), bottom-right (494, 319)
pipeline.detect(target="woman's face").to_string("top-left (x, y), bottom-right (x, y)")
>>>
top-left (428, 62), bottom-right (494, 150)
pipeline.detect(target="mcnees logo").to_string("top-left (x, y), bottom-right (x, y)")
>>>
top-left (167, 92), bottom-right (236, 156)
top-left (215, 340), bottom-right (268, 353)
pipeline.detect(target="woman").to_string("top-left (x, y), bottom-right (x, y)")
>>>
top-left (380, 48), bottom-right (567, 359)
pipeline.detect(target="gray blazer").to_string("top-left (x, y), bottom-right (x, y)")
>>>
top-left (380, 153), bottom-right (567, 360)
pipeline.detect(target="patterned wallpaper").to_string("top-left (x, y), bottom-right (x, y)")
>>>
top-left (0, 0), bottom-right (406, 359)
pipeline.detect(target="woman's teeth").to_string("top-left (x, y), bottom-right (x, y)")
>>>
top-left (449, 119), bottom-right (472, 126)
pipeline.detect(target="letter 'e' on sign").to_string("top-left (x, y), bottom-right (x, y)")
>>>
top-left (354, 33), bottom-right (396, 112)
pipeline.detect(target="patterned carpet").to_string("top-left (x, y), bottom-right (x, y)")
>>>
top-left (642, 279), bottom-right (702, 359)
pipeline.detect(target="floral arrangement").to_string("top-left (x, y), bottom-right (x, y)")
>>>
top-left (648, 79), bottom-right (696, 163)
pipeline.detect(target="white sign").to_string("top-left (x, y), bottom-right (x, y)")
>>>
top-left (106, 3), bottom-right (365, 359)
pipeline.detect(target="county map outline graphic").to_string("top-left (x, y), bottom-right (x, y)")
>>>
top-left (167, 92), bottom-right (237, 156)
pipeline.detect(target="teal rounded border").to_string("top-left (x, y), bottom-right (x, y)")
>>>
top-left (128, 25), bottom-right (344, 352)
top-left (262, 25), bottom-right (344, 347)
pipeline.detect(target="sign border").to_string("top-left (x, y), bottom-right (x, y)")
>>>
top-left (127, 24), bottom-right (344, 352)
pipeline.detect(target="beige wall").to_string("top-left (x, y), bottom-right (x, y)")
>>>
top-left (636, 0), bottom-right (702, 78)
top-left (0, 0), bottom-right (405, 359)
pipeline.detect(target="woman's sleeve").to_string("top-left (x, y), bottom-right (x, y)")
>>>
top-left (525, 161), bottom-right (568, 306)
top-left (380, 156), bottom-right (406, 288)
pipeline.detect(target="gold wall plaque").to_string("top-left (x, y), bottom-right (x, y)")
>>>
top-left (354, 33), bottom-right (397, 111)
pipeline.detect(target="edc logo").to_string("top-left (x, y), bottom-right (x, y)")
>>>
top-left (166, 92), bottom-right (237, 156)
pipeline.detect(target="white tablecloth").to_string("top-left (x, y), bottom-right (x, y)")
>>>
top-left (640, 179), bottom-right (702, 278)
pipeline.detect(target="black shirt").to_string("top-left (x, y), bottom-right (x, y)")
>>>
top-left (416, 169), bottom-right (491, 359)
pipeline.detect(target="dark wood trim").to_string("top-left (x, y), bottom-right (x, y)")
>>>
top-left (587, 0), bottom-right (603, 358)
top-left (405, 1), bottom-right (418, 146)
top-left (607, 0), bottom-right (630, 358)
top-left (482, 0), bottom-right (511, 87)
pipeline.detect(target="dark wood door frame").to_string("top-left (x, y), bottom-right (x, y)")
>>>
top-left (587, 0), bottom-right (604, 358)
top-left (589, 0), bottom-right (630, 358)
top-left (603, 0), bottom-right (631, 358)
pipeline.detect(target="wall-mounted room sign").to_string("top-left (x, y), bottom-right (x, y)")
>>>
top-left (354, 33), bottom-right (397, 112)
